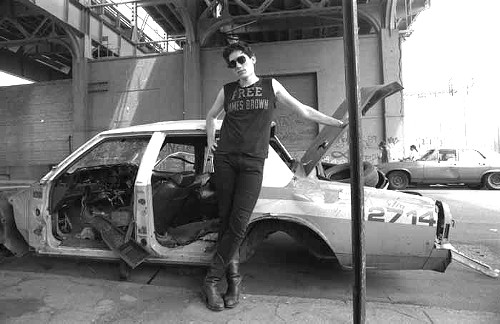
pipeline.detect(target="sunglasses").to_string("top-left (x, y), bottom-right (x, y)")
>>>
top-left (227, 55), bottom-right (247, 68)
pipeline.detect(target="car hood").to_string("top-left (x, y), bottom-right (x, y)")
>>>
top-left (299, 82), bottom-right (403, 176)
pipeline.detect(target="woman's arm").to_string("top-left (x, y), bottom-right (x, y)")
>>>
top-left (206, 88), bottom-right (225, 152)
top-left (272, 78), bottom-right (346, 128)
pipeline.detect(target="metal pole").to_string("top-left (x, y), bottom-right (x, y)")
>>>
top-left (342, 0), bottom-right (366, 323)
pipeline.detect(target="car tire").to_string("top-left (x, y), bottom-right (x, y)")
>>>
top-left (485, 172), bottom-right (500, 190)
top-left (325, 162), bottom-right (379, 187)
top-left (387, 171), bottom-right (409, 190)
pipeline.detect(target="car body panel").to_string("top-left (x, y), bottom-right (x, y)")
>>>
top-left (455, 149), bottom-right (490, 181)
top-left (8, 118), bottom-right (453, 271)
top-left (256, 180), bottom-right (439, 269)
top-left (8, 184), bottom-right (45, 250)
top-left (424, 161), bottom-right (460, 182)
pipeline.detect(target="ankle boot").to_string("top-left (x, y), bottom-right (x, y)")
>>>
top-left (201, 253), bottom-right (225, 311)
top-left (223, 261), bottom-right (242, 308)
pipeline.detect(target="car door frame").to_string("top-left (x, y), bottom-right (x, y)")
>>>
top-left (136, 130), bottom-right (217, 265)
top-left (423, 149), bottom-right (459, 184)
top-left (27, 133), bottom-right (154, 259)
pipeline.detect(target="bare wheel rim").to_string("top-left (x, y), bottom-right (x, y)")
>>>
top-left (389, 172), bottom-right (408, 189)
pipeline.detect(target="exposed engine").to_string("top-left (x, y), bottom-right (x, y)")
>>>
top-left (51, 164), bottom-right (138, 242)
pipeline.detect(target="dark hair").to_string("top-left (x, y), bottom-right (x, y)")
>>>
top-left (222, 42), bottom-right (255, 63)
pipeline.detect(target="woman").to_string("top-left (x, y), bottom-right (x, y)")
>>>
top-left (409, 144), bottom-right (419, 161)
top-left (203, 41), bottom-right (345, 311)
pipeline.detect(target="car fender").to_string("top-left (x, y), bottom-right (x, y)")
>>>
top-left (8, 183), bottom-right (48, 252)
top-left (386, 168), bottom-right (413, 180)
top-left (240, 213), bottom-right (336, 263)
top-left (480, 169), bottom-right (500, 179)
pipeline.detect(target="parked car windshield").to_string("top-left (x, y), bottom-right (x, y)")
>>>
top-left (481, 149), bottom-right (500, 161)
top-left (419, 149), bottom-right (437, 161)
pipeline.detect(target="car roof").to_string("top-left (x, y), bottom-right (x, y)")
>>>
top-left (100, 120), bottom-right (223, 135)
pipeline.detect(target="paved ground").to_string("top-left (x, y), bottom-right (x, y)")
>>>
top-left (1, 269), bottom-right (498, 324)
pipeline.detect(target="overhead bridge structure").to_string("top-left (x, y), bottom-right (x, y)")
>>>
top-left (0, 0), bottom-right (429, 180)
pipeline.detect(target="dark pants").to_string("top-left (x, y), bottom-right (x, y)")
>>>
top-left (214, 152), bottom-right (265, 264)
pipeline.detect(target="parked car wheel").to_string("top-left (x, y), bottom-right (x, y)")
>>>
top-left (485, 172), bottom-right (500, 190)
top-left (387, 171), bottom-right (409, 190)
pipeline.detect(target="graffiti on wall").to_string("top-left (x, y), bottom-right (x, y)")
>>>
top-left (325, 132), bottom-right (402, 165)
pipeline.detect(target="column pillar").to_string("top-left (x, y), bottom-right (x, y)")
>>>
top-left (70, 38), bottom-right (89, 150)
top-left (66, 5), bottom-right (92, 150)
top-left (180, 0), bottom-right (202, 119)
top-left (183, 41), bottom-right (202, 119)
top-left (379, 28), bottom-right (405, 159)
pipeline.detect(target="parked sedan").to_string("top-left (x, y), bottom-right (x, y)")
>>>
top-left (378, 148), bottom-right (500, 190)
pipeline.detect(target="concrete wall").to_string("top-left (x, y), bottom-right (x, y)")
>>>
top-left (88, 53), bottom-right (184, 135)
top-left (87, 36), bottom-right (390, 164)
top-left (203, 36), bottom-right (387, 164)
top-left (201, 36), bottom-right (381, 117)
top-left (0, 80), bottom-right (73, 180)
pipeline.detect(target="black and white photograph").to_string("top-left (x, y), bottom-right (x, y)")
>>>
top-left (0, 0), bottom-right (499, 323)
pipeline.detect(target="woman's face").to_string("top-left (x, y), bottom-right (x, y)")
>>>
top-left (228, 50), bottom-right (256, 80)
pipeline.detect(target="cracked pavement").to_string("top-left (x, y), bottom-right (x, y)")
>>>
top-left (1, 270), bottom-right (498, 324)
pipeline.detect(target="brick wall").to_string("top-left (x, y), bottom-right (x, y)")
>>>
top-left (0, 80), bottom-right (72, 180)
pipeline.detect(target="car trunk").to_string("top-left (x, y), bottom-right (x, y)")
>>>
top-left (298, 82), bottom-right (404, 176)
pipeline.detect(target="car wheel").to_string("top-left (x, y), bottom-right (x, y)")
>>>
top-left (485, 172), bottom-right (500, 190)
top-left (325, 162), bottom-right (379, 187)
top-left (387, 171), bottom-right (409, 190)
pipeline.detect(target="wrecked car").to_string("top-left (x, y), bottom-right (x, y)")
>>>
top-left (4, 82), bottom-right (489, 278)
top-left (1, 118), bottom-right (453, 272)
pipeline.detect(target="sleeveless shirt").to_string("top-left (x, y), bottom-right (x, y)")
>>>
top-left (217, 78), bottom-right (276, 158)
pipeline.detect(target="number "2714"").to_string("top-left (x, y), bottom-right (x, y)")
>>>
top-left (367, 207), bottom-right (436, 226)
